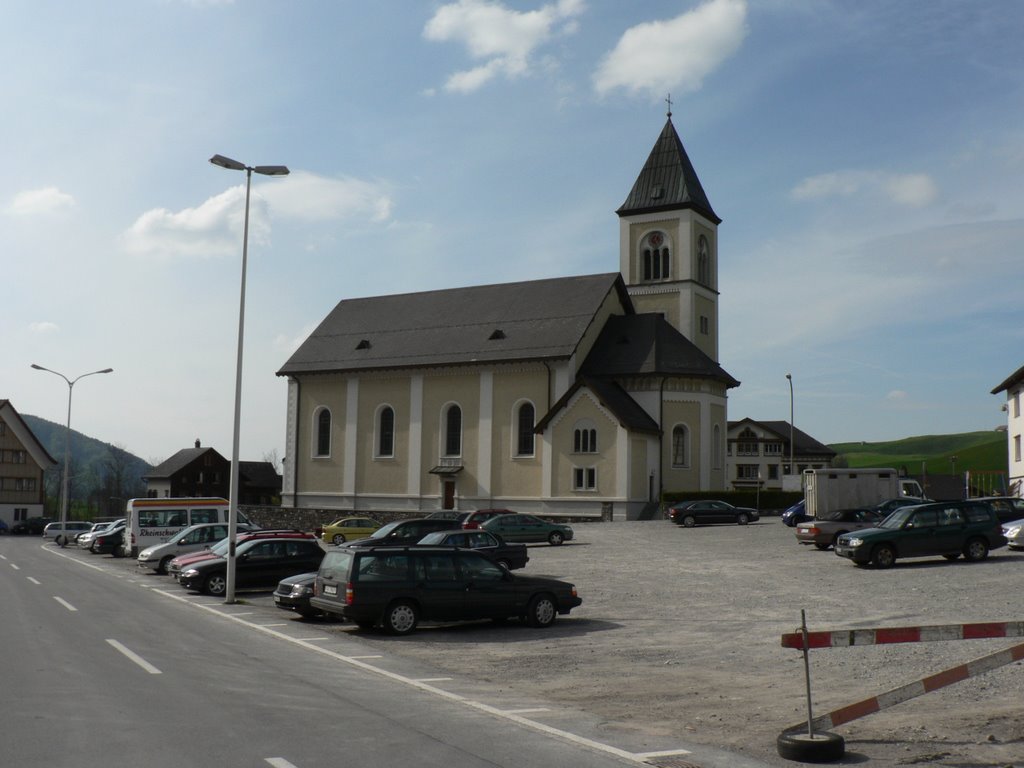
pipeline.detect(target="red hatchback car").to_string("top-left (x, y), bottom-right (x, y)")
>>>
top-left (462, 509), bottom-right (514, 530)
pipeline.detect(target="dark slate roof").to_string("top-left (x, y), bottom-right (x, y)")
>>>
top-left (579, 314), bottom-right (739, 387)
top-left (240, 461), bottom-right (283, 490)
top-left (991, 363), bottom-right (1024, 394)
top-left (617, 118), bottom-right (720, 223)
top-left (534, 377), bottom-right (660, 434)
top-left (144, 447), bottom-right (226, 479)
top-left (278, 273), bottom-right (633, 376)
top-left (729, 418), bottom-right (836, 458)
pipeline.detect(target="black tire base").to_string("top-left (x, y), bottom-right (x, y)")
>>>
top-left (777, 730), bottom-right (845, 762)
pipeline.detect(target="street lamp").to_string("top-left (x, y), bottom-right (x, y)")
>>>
top-left (30, 364), bottom-right (113, 546)
top-left (209, 153), bottom-right (289, 603)
top-left (786, 373), bottom-right (794, 478)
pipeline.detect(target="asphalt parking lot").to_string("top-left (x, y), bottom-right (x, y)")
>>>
top-left (82, 516), bottom-right (1024, 766)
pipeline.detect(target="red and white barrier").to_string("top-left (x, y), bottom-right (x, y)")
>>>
top-left (781, 620), bottom-right (1024, 650)
top-left (786, 640), bottom-right (1024, 732)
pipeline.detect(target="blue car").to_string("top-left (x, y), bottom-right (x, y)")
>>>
top-left (781, 500), bottom-right (809, 527)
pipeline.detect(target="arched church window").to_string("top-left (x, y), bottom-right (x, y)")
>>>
top-left (671, 424), bottom-right (689, 467)
top-left (697, 234), bottom-right (710, 286)
top-left (641, 232), bottom-right (670, 282)
top-left (444, 404), bottom-right (462, 457)
top-left (516, 402), bottom-right (535, 457)
top-left (314, 407), bottom-right (331, 457)
top-left (573, 422), bottom-right (597, 453)
top-left (377, 406), bottom-right (395, 457)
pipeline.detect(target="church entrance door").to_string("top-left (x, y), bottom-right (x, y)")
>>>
top-left (442, 479), bottom-right (456, 510)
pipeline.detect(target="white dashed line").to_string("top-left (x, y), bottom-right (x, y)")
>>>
top-left (106, 639), bottom-right (162, 675)
top-left (53, 596), bottom-right (78, 612)
top-left (265, 759), bottom-right (299, 768)
top-left (27, 577), bottom-right (41, 585)
top-left (10, 563), bottom-right (20, 570)
top-left (504, 707), bottom-right (551, 714)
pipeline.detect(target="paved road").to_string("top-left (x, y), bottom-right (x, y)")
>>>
top-left (1, 535), bottom-right (765, 768)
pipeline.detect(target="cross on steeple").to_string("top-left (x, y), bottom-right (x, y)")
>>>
top-left (665, 93), bottom-right (673, 118)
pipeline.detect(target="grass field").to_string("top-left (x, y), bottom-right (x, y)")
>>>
top-left (829, 430), bottom-right (1007, 477)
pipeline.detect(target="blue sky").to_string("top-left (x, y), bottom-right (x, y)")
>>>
top-left (4, 0), bottom-right (1023, 466)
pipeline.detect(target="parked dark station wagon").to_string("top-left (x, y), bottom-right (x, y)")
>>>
top-left (311, 545), bottom-right (581, 634)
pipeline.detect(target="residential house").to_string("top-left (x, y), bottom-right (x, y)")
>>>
top-left (0, 400), bottom-right (57, 527)
top-left (726, 418), bottom-right (835, 491)
top-left (277, 116), bottom-right (740, 520)
top-left (144, 440), bottom-right (282, 505)
top-left (991, 364), bottom-right (1024, 496)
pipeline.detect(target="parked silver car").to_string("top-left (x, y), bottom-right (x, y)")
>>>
top-left (78, 519), bottom-right (125, 551)
top-left (43, 520), bottom-right (95, 543)
top-left (1002, 518), bottom-right (1024, 551)
top-left (137, 522), bottom-right (258, 574)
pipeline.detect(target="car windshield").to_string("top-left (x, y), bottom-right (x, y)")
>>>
top-left (878, 507), bottom-right (917, 529)
top-left (418, 532), bottom-right (446, 544)
top-left (368, 521), bottom-right (402, 539)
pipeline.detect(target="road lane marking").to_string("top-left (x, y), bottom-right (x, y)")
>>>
top-left (10, 563), bottom-right (20, 570)
top-left (106, 639), bottom-right (162, 674)
top-left (504, 707), bottom-right (551, 714)
top-left (265, 759), bottom-right (299, 768)
top-left (415, 677), bottom-right (453, 682)
top-left (27, 577), bottom-right (41, 585)
top-left (53, 596), bottom-right (78, 612)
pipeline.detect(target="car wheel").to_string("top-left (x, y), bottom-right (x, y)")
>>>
top-left (158, 556), bottom-right (174, 575)
top-left (548, 531), bottom-right (565, 546)
top-left (814, 543), bottom-right (830, 551)
top-left (525, 594), bottom-right (557, 628)
top-left (496, 559), bottom-right (511, 570)
top-left (384, 601), bottom-right (419, 635)
top-left (872, 544), bottom-right (896, 568)
top-left (776, 730), bottom-right (845, 762)
top-left (963, 538), bottom-right (989, 562)
top-left (737, 513), bottom-right (749, 525)
top-left (204, 572), bottom-right (227, 597)
top-left (332, 534), bottom-right (346, 545)
top-left (682, 515), bottom-right (697, 528)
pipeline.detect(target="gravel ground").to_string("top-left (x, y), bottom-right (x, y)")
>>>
top-left (285, 517), bottom-right (1024, 767)
top-left (92, 517), bottom-right (1024, 766)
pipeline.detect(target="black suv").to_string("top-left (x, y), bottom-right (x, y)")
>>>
top-left (310, 545), bottom-right (582, 634)
top-left (834, 500), bottom-right (1007, 568)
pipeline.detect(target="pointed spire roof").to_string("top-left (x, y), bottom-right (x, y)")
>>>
top-left (617, 117), bottom-right (720, 223)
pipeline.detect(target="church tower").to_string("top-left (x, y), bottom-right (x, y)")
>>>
top-left (617, 114), bottom-right (721, 362)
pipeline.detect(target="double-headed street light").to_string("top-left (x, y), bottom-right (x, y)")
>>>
top-left (30, 364), bottom-right (113, 545)
top-left (209, 154), bottom-right (289, 603)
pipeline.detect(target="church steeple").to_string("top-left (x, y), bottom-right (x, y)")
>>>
top-left (617, 116), bottom-right (721, 362)
top-left (617, 117), bottom-right (720, 224)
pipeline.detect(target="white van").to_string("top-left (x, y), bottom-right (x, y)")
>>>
top-left (124, 497), bottom-right (251, 557)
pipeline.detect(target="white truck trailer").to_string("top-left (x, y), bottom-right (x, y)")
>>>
top-left (803, 468), bottom-right (924, 518)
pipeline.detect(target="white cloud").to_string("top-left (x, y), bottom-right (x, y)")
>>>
top-left (593, 0), bottom-right (748, 99)
top-left (791, 170), bottom-right (938, 207)
top-left (259, 171), bottom-right (392, 224)
top-left (6, 187), bottom-right (76, 216)
top-left (886, 390), bottom-right (908, 402)
top-left (29, 321), bottom-right (59, 333)
top-left (120, 172), bottom-right (393, 259)
top-left (424, 0), bottom-right (585, 93)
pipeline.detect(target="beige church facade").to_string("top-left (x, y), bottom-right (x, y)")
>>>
top-left (278, 118), bottom-right (739, 519)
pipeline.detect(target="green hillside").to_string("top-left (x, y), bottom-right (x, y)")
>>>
top-left (22, 414), bottom-right (151, 519)
top-left (830, 431), bottom-right (1007, 477)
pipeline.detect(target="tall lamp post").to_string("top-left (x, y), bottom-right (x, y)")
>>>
top-left (30, 364), bottom-right (113, 545)
top-left (786, 373), bottom-right (795, 479)
top-left (209, 153), bottom-right (289, 603)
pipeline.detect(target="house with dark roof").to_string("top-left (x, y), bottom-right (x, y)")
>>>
top-left (991, 363), bottom-right (1024, 496)
top-left (277, 116), bottom-right (739, 519)
top-left (0, 399), bottom-right (57, 528)
top-left (144, 440), bottom-right (282, 505)
top-left (727, 418), bottom-right (836, 491)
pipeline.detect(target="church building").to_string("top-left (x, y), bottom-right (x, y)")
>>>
top-left (277, 116), bottom-right (739, 519)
